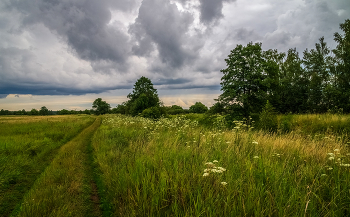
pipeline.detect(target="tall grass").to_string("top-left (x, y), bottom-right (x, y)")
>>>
top-left (0, 115), bottom-right (95, 216)
top-left (92, 114), bottom-right (350, 216)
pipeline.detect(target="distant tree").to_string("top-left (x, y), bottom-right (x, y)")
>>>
top-left (83, 109), bottom-right (91, 115)
top-left (219, 42), bottom-right (268, 118)
top-left (58, 109), bottom-right (70, 115)
top-left (189, 102), bottom-right (208, 114)
top-left (167, 105), bottom-right (184, 115)
top-left (39, 106), bottom-right (49, 115)
top-left (29, 108), bottom-right (39, 115)
top-left (126, 76), bottom-right (160, 116)
top-left (92, 98), bottom-right (110, 115)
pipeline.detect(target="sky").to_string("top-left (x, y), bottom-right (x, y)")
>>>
top-left (0, 0), bottom-right (349, 111)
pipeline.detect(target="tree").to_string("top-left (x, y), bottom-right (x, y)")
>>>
top-left (167, 105), bottom-right (184, 115)
top-left (92, 98), bottom-right (110, 115)
top-left (303, 37), bottom-right (332, 112)
top-left (219, 42), bottom-right (268, 118)
top-left (208, 102), bottom-right (226, 114)
top-left (333, 19), bottom-right (350, 112)
top-left (126, 76), bottom-right (160, 116)
top-left (189, 102), bottom-right (208, 114)
top-left (29, 109), bottom-right (39, 115)
top-left (39, 106), bottom-right (49, 115)
top-left (279, 48), bottom-right (308, 113)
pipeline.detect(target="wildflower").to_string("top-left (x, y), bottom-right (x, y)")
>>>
top-left (327, 167), bottom-right (333, 170)
top-left (340, 164), bottom-right (350, 167)
top-left (204, 169), bottom-right (210, 172)
top-left (187, 146), bottom-right (190, 148)
top-left (334, 149), bottom-right (340, 152)
top-left (253, 156), bottom-right (259, 159)
top-left (221, 182), bottom-right (227, 186)
top-left (320, 174), bottom-right (327, 177)
top-left (252, 141), bottom-right (258, 144)
top-left (328, 157), bottom-right (334, 160)
top-left (213, 160), bottom-right (219, 163)
top-left (327, 153), bottom-right (335, 157)
top-left (205, 162), bottom-right (214, 166)
top-left (203, 173), bottom-right (209, 177)
top-left (217, 167), bottom-right (226, 171)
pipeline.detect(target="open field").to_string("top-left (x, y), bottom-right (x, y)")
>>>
top-left (1, 114), bottom-right (350, 216)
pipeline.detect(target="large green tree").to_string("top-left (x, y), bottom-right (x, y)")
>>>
top-left (219, 42), bottom-right (268, 118)
top-left (333, 19), bottom-right (350, 112)
top-left (126, 76), bottom-right (160, 116)
top-left (92, 98), bottom-right (110, 115)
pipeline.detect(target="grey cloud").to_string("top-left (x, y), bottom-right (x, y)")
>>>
top-left (129, 0), bottom-right (197, 69)
top-left (8, 0), bottom-right (131, 69)
top-left (153, 78), bottom-right (191, 85)
top-left (0, 94), bottom-right (8, 99)
top-left (234, 28), bottom-right (262, 42)
top-left (199, 0), bottom-right (235, 25)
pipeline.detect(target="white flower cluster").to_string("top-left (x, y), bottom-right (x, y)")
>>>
top-left (203, 160), bottom-right (227, 179)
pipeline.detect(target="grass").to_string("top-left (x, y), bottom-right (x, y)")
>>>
top-left (15, 117), bottom-right (101, 217)
top-left (2, 113), bottom-right (350, 216)
top-left (91, 114), bottom-right (350, 216)
top-left (0, 115), bottom-right (95, 216)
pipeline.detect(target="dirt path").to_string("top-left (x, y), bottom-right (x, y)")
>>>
top-left (14, 117), bottom-right (102, 217)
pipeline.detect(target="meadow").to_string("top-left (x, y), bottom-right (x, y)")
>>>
top-left (1, 113), bottom-right (350, 216)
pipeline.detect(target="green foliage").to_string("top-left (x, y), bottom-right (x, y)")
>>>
top-left (29, 109), bottom-right (39, 115)
top-left (111, 103), bottom-right (127, 114)
top-left (39, 106), bottom-right (49, 116)
top-left (220, 42), bottom-right (268, 118)
top-left (189, 102), bottom-right (208, 114)
top-left (92, 98), bottom-right (110, 115)
top-left (167, 105), bottom-right (184, 115)
top-left (208, 102), bottom-right (225, 114)
top-left (126, 76), bottom-right (160, 116)
top-left (140, 106), bottom-right (166, 119)
top-left (258, 100), bottom-right (278, 132)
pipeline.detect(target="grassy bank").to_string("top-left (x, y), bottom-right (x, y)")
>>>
top-left (0, 115), bottom-right (95, 216)
top-left (92, 114), bottom-right (350, 216)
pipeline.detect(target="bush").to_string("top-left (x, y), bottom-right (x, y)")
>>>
top-left (258, 101), bottom-right (278, 132)
top-left (189, 102), bottom-right (208, 114)
top-left (140, 106), bottom-right (166, 119)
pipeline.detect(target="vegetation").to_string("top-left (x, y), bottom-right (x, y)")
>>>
top-left (219, 19), bottom-right (350, 116)
top-left (0, 115), bottom-right (95, 216)
top-left (90, 114), bottom-right (350, 216)
top-left (92, 98), bottom-right (111, 115)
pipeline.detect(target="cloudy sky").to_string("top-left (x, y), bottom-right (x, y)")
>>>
top-left (0, 0), bottom-right (349, 110)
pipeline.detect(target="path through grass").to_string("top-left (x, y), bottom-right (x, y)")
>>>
top-left (14, 117), bottom-right (101, 217)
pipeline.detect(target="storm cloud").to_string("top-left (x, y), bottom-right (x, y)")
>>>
top-left (0, 0), bottom-right (349, 98)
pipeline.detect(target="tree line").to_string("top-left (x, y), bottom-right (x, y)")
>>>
top-left (218, 19), bottom-right (350, 118)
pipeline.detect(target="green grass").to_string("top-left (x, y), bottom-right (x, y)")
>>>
top-left (91, 114), bottom-right (350, 216)
top-left (2, 114), bottom-right (350, 216)
top-left (15, 117), bottom-right (101, 217)
top-left (0, 115), bottom-right (95, 216)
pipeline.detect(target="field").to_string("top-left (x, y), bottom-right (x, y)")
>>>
top-left (1, 114), bottom-right (350, 216)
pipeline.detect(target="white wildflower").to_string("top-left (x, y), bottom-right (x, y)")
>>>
top-left (327, 167), bottom-right (333, 170)
top-left (221, 182), bottom-right (228, 186)
top-left (320, 174), bottom-right (327, 177)
top-left (217, 167), bottom-right (226, 171)
top-left (328, 157), bottom-right (335, 160)
top-left (203, 173), bottom-right (209, 177)
top-left (253, 156), bottom-right (259, 159)
top-left (213, 160), bottom-right (219, 163)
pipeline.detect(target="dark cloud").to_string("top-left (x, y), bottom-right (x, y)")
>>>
top-left (0, 94), bottom-right (8, 99)
top-left (153, 78), bottom-right (191, 85)
top-left (199, 0), bottom-right (235, 25)
top-left (234, 28), bottom-right (262, 42)
top-left (7, 0), bottom-right (131, 69)
top-left (129, 0), bottom-right (197, 69)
